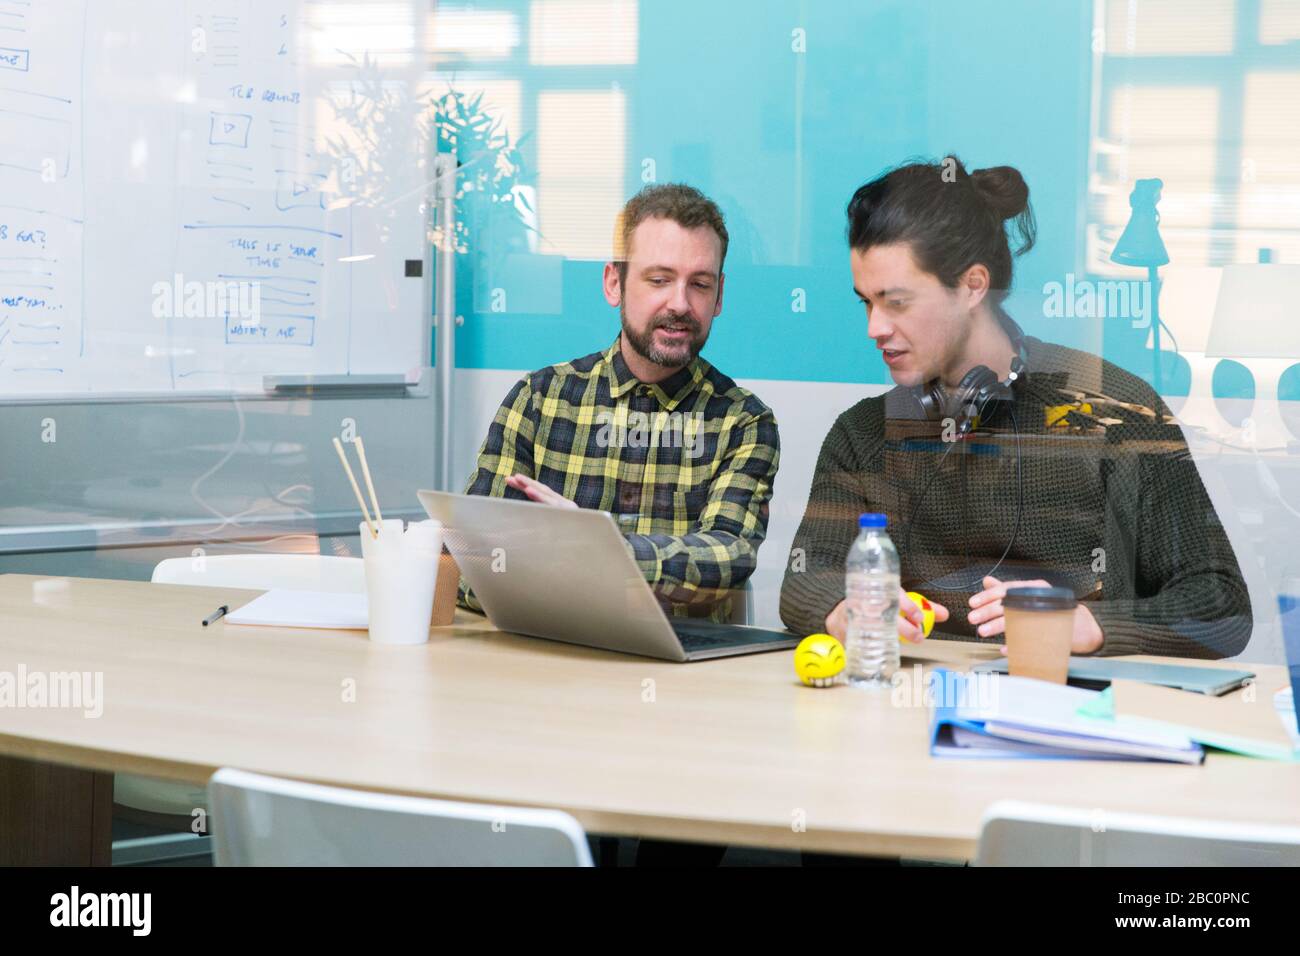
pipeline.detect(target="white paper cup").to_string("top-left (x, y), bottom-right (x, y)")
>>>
top-left (359, 519), bottom-right (443, 645)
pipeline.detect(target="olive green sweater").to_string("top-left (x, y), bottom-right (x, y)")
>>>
top-left (779, 336), bottom-right (1252, 659)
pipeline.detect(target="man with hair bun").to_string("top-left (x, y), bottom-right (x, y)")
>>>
top-left (780, 156), bottom-right (1251, 660)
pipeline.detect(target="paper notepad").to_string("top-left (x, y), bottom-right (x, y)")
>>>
top-left (225, 589), bottom-right (369, 630)
top-left (1104, 679), bottom-right (1299, 762)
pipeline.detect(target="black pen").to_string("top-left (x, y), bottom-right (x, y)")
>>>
top-left (202, 605), bottom-right (229, 627)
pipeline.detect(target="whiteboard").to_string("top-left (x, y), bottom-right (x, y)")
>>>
top-left (0, 0), bottom-right (429, 397)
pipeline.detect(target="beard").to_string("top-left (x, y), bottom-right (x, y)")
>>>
top-left (620, 302), bottom-right (709, 368)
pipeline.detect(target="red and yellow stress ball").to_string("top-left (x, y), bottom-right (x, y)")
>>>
top-left (901, 591), bottom-right (935, 643)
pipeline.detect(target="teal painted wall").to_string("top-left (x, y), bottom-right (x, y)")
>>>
top-left (446, 0), bottom-right (1098, 384)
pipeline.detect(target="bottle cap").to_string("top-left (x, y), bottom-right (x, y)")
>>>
top-left (859, 513), bottom-right (887, 529)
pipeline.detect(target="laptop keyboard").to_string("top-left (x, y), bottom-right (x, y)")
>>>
top-left (670, 619), bottom-right (797, 651)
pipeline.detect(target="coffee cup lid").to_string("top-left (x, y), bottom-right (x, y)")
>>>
top-left (1001, 586), bottom-right (1077, 611)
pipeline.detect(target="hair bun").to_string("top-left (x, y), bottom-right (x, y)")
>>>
top-left (971, 165), bottom-right (1036, 255)
top-left (847, 154), bottom-right (1037, 293)
top-left (970, 166), bottom-right (1029, 221)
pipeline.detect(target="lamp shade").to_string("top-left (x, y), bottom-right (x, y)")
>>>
top-left (1110, 178), bottom-right (1170, 268)
top-left (1205, 264), bottom-right (1300, 359)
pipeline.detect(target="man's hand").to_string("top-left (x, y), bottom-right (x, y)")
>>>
top-left (900, 589), bottom-right (949, 642)
top-left (824, 589), bottom-right (949, 644)
top-left (504, 474), bottom-right (578, 509)
top-left (825, 600), bottom-right (849, 641)
top-left (968, 575), bottom-right (1103, 654)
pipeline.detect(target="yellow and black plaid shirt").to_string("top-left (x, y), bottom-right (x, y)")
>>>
top-left (460, 337), bottom-right (780, 620)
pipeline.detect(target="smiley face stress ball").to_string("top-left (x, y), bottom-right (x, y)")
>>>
top-left (794, 634), bottom-right (846, 687)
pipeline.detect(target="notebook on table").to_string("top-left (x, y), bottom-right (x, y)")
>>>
top-left (928, 669), bottom-right (1204, 764)
top-left (224, 589), bottom-right (368, 630)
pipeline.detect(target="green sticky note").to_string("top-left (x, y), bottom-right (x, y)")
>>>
top-left (1077, 686), bottom-right (1115, 720)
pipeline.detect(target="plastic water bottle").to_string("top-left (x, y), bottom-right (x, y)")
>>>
top-left (844, 513), bottom-right (900, 688)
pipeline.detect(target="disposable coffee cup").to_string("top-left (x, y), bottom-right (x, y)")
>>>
top-left (359, 518), bottom-right (443, 645)
top-left (430, 551), bottom-right (460, 627)
top-left (1002, 586), bottom-right (1077, 684)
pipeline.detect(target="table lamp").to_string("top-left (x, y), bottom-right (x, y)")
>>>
top-left (1205, 264), bottom-right (1300, 359)
top-left (1111, 179), bottom-right (1170, 394)
top-left (1206, 263), bottom-right (1300, 442)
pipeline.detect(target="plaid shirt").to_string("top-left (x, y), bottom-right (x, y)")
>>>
top-left (459, 337), bottom-right (780, 621)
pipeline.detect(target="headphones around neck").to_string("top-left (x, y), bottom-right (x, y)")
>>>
top-left (914, 319), bottom-right (1029, 436)
top-left (903, 316), bottom-right (1030, 591)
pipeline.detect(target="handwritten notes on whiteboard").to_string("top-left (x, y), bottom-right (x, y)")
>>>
top-left (0, 0), bottom-right (426, 397)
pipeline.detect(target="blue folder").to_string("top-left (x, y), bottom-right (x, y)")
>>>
top-left (927, 669), bottom-right (1205, 763)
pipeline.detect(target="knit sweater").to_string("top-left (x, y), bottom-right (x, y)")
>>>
top-left (779, 335), bottom-right (1253, 659)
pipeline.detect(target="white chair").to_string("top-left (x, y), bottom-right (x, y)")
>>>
top-left (208, 768), bottom-right (593, 866)
top-left (113, 554), bottom-right (367, 864)
top-left (974, 800), bottom-right (1300, 866)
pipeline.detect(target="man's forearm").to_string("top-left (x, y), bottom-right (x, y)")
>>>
top-left (779, 564), bottom-right (844, 636)
top-left (623, 529), bottom-right (760, 608)
top-left (1091, 446), bottom-right (1255, 659)
top-left (779, 500), bottom-right (858, 636)
top-left (1083, 570), bottom-right (1252, 659)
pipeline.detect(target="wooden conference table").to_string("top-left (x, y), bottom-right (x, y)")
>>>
top-left (0, 573), bottom-right (1297, 864)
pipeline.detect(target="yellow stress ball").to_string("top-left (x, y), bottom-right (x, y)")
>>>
top-left (901, 591), bottom-right (935, 643)
top-left (794, 633), bottom-right (845, 687)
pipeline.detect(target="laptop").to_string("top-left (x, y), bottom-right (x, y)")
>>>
top-left (972, 656), bottom-right (1255, 696)
top-left (417, 490), bottom-right (799, 662)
